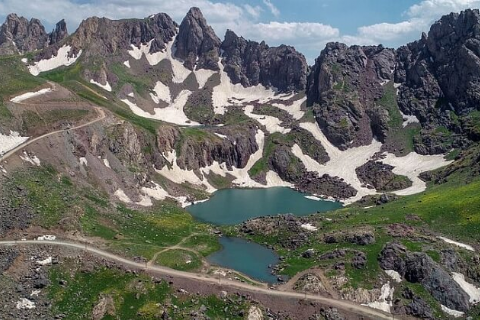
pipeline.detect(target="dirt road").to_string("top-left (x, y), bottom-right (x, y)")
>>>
top-left (0, 239), bottom-right (394, 319)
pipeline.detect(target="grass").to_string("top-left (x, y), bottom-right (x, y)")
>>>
top-left (155, 249), bottom-right (202, 271)
top-left (0, 55), bottom-right (45, 98)
top-left (48, 263), bottom-right (251, 319)
top-left (378, 81), bottom-right (403, 128)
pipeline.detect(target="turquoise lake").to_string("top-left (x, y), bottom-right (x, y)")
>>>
top-left (207, 237), bottom-right (280, 283)
top-left (187, 187), bottom-right (342, 225)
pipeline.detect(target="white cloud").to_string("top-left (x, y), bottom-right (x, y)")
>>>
top-left (248, 21), bottom-right (339, 44)
top-left (262, 0), bottom-right (280, 17)
top-left (346, 0), bottom-right (480, 46)
top-left (243, 4), bottom-right (262, 19)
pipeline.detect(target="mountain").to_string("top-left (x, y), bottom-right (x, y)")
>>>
top-left (0, 13), bottom-right (67, 55)
top-left (1, 7), bottom-right (480, 320)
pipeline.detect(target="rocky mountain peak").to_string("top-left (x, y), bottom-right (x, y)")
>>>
top-left (175, 7), bottom-right (221, 71)
top-left (0, 13), bottom-right (49, 55)
top-left (221, 29), bottom-right (307, 92)
top-left (48, 19), bottom-right (68, 45)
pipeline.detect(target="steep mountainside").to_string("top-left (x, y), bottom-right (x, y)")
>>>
top-left (0, 13), bottom-right (67, 55)
top-left (1, 8), bottom-right (480, 320)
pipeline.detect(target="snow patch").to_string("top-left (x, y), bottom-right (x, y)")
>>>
top-left (214, 133), bottom-right (228, 139)
top-left (244, 105), bottom-right (290, 134)
top-left (123, 60), bottom-right (131, 68)
top-left (385, 270), bottom-right (402, 283)
top-left (0, 131), bottom-right (29, 156)
top-left (150, 81), bottom-right (171, 104)
top-left (194, 68), bottom-right (215, 89)
top-left (272, 96), bottom-right (306, 120)
top-left (438, 237), bottom-right (475, 252)
top-left (122, 90), bottom-right (198, 126)
top-left (114, 189), bottom-right (132, 203)
top-left (452, 272), bottom-right (480, 304)
top-left (363, 282), bottom-right (394, 313)
top-left (103, 158), bottom-right (111, 168)
top-left (16, 298), bottom-right (35, 309)
top-left (212, 62), bottom-right (278, 115)
top-left (28, 45), bottom-right (82, 76)
top-left (21, 58), bottom-right (28, 63)
top-left (141, 182), bottom-right (169, 201)
top-left (30, 290), bottom-right (40, 297)
top-left (36, 257), bottom-right (52, 265)
top-left (90, 79), bottom-right (112, 92)
top-left (400, 111), bottom-right (420, 127)
top-left (128, 92), bottom-right (134, 98)
top-left (10, 88), bottom-right (52, 103)
top-left (305, 195), bottom-right (322, 201)
top-left (441, 305), bottom-right (464, 318)
top-left (79, 157), bottom-right (88, 166)
top-left (382, 153), bottom-right (453, 196)
top-left (300, 223), bottom-right (318, 231)
top-left (20, 151), bottom-right (41, 166)
top-left (37, 235), bottom-right (56, 241)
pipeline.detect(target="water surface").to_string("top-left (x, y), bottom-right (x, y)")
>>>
top-left (207, 237), bottom-right (279, 283)
top-left (187, 187), bottom-right (341, 225)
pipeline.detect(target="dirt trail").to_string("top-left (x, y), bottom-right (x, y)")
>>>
top-left (0, 240), bottom-right (394, 320)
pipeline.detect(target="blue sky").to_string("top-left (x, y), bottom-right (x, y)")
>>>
top-left (0, 0), bottom-right (479, 63)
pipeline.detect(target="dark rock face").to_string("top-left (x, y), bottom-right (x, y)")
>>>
top-left (379, 242), bottom-right (471, 312)
top-left (393, 287), bottom-right (434, 319)
top-left (397, 9), bottom-right (480, 124)
top-left (0, 13), bottom-right (49, 54)
top-left (175, 7), bottom-right (221, 71)
top-left (156, 124), bottom-right (259, 171)
top-left (59, 13), bottom-right (177, 58)
top-left (307, 43), bottom-right (396, 150)
top-left (221, 29), bottom-right (308, 92)
top-left (48, 19), bottom-right (68, 45)
top-left (356, 160), bottom-right (412, 192)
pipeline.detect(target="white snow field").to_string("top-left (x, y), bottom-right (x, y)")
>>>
top-left (400, 111), bottom-right (420, 127)
top-left (363, 282), bottom-right (394, 313)
top-left (10, 88), bottom-right (52, 103)
top-left (452, 272), bottom-right (480, 304)
top-left (385, 270), bottom-right (402, 283)
top-left (16, 298), bottom-right (35, 310)
top-left (212, 62), bottom-right (279, 115)
top-left (437, 236), bottom-right (475, 252)
top-left (121, 90), bottom-right (199, 126)
top-left (20, 151), bottom-right (41, 166)
top-left (150, 81), bottom-right (172, 104)
top-left (243, 105), bottom-right (290, 134)
top-left (90, 79), bottom-right (112, 92)
top-left (272, 96), bottom-right (307, 120)
top-left (296, 121), bottom-right (452, 203)
top-left (300, 223), bottom-right (318, 231)
top-left (382, 152), bottom-right (453, 196)
top-left (28, 45), bottom-right (82, 76)
top-left (441, 305), bottom-right (464, 318)
top-left (0, 131), bottom-right (29, 156)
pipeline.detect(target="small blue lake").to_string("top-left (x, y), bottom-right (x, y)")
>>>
top-left (207, 237), bottom-right (280, 283)
top-left (187, 187), bottom-right (342, 225)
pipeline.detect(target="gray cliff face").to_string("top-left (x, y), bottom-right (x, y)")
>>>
top-left (48, 19), bottom-right (68, 45)
top-left (175, 7), bottom-right (221, 71)
top-left (0, 13), bottom-right (49, 54)
top-left (221, 29), bottom-right (308, 92)
top-left (307, 43), bottom-right (396, 150)
top-left (379, 243), bottom-right (471, 312)
top-left (65, 13), bottom-right (177, 57)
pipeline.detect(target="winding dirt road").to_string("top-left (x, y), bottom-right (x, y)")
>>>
top-left (0, 240), bottom-right (394, 320)
top-left (0, 107), bottom-right (105, 163)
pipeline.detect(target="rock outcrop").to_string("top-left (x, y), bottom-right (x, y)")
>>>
top-left (66, 14), bottom-right (177, 57)
top-left (221, 29), bottom-right (308, 92)
top-left (48, 19), bottom-right (68, 45)
top-left (0, 13), bottom-right (49, 55)
top-left (307, 43), bottom-right (396, 150)
top-left (379, 242), bottom-right (471, 312)
top-left (356, 160), bottom-right (412, 192)
top-left (175, 7), bottom-right (221, 71)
